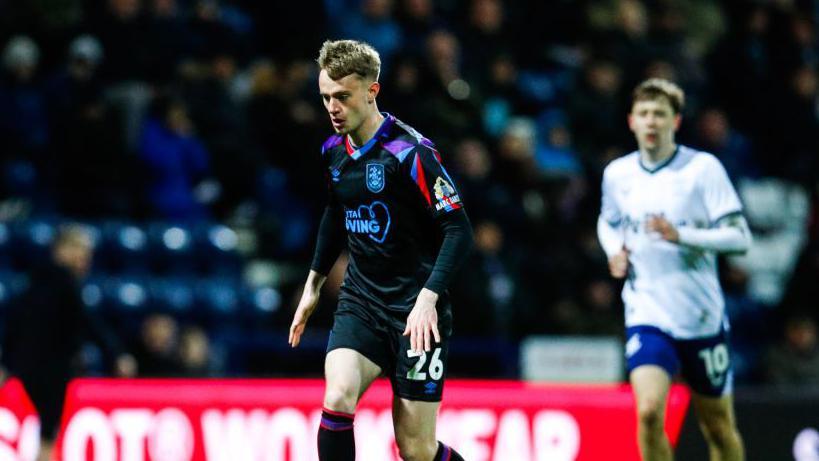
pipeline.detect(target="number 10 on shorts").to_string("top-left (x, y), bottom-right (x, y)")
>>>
top-left (698, 343), bottom-right (729, 387)
top-left (407, 348), bottom-right (444, 381)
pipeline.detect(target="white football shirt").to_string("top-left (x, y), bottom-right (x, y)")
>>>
top-left (599, 145), bottom-right (743, 338)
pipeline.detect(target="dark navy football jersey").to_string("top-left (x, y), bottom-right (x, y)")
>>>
top-left (319, 113), bottom-right (466, 312)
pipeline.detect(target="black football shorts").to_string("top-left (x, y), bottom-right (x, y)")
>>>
top-left (326, 298), bottom-right (450, 402)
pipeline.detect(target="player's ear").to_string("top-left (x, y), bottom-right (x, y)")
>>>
top-left (368, 81), bottom-right (380, 103)
top-left (673, 114), bottom-right (682, 131)
top-left (627, 113), bottom-right (635, 132)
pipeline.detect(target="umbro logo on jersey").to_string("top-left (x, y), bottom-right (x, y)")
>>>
top-left (331, 169), bottom-right (341, 182)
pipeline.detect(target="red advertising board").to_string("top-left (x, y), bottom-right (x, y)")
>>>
top-left (0, 377), bottom-right (41, 460)
top-left (47, 379), bottom-right (689, 461)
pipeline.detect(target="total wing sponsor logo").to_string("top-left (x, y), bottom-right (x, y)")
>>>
top-left (433, 177), bottom-right (461, 212)
top-left (345, 202), bottom-right (390, 243)
top-left (59, 407), bottom-right (580, 461)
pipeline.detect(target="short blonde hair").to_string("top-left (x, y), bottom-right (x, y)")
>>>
top-left (632, 78), bottom-right (685, 114)
top-left (317, 39), bottom-right (381, 82)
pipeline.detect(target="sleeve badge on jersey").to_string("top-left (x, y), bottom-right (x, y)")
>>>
top-left (366, 163), bottom-right (385, 193)
top-left (433, 177), bottom-right (461, 211)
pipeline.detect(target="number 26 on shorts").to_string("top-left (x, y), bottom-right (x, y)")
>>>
top-left (406, 347), bottom-right (444, 381)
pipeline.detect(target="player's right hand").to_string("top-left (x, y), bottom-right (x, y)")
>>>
top-left (608, 247), bottom-right (629, 279)
top-left (289, 288), bottom-right (320, 348)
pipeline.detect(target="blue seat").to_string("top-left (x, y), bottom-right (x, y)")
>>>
top-left (193, 223), bottom-right (242, 275)
top-left (148, 276), bottom-right (195, 316)
top-left (243, 285), bottom-right (282, 318)
top-left (0, 271), bottom-right (28, 311)
top-left (96, 222), bottom-right (150, 274)
top-left (196, 277), bottom-right (240, 319)
top-left (147, 223), bottom-right (195, 274)
top-left (10, 220), bottom-right (55, 271)
top-left (105, 277), bottom-right (150, 314)
top-left (3, 160), bottom-right (38, 198)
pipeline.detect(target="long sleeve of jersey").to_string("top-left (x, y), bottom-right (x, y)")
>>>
top-left (424, 211), bottom-right (474, 295)
top-left (310, 198), bottom-right (346, 276)
top-left (677, 214), bottom-right (752, 253)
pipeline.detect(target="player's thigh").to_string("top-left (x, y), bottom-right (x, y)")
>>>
top-left (690, 393), bottom-right (738, 435)
top-left (392, 397), bottom-right (440, 442)
top-left (626, 326), bottom-right (677, 416)
top-left (630, 365), bottom-right (672, 415)
top-left (324, 348), bottom-right (383, 403)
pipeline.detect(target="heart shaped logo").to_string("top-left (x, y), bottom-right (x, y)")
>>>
top-left (345, 201), bottom-right (391, 243)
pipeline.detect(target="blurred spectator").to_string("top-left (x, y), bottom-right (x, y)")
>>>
top-left (479, 53), bottom-right (536, 135)
top-left (134, 313), bottom-right (181, 376)
top-left (768, 65), bottom-right (819, 184)
top-left (188, 0), bottom-right (245, 61)
top-left (707, 4), bottom-right (771, 135)
top-left (0, 36), bottom-right (48, 160)
top-left (396, 0), bottom-right (446, 55)
top-left (48, 35), bottom-right (105, 120)
top-left (765, 314), bottom-right (819, 387)
top-left (145, 0), bottom-right (193, 84)
top-left (578, 278), bottom-right (621, 336)
top-left (534, 110), bottom-right (582, 176)
top-left (567, 59), bottom-right (629, 164)
top-left (1, 225), bottom-right (136, 461)
top-left (179, 326), bottom-right (215, 376)
top-left (450, 221), bottom-right (533, 338)
top-left (414, 29), bottom-right (481, 150)
top-left (48, 35), bottom-right (135, 217)
top-left (138, 96), bottom-right (213, 221)
top-left (181, 53), bottom-right (263, 215)
top-left (334, 0), bottom-right (403, 73)
top-left (460, 0), bottom-right (512, 82)
top-left (92, 0), bottom-right (151, 83)
top-left (693, 107), bottom-right (759, 180)
top-left (380, 53), bottom-right (428, 123)
top-left (451, 137), bottom-right (523, 230)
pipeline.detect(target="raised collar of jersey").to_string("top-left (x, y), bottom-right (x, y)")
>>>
top-left (344, 112), bottom-right (395, 160)
top-left (639, 145), bottom-right (680, 174)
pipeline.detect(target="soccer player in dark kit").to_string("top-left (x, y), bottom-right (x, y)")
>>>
top-left (289, 40), bottom-right (473, 461)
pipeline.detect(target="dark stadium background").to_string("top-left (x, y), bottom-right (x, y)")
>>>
top-left (0, 0), bottom-right (817, 445)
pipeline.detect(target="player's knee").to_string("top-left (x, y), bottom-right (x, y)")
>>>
top-left (395, 434), bottom-right (436, 461)
top-left (323, 385), bottom-right (358, 414)
top-left (636, 399), bottom-right (665, 431)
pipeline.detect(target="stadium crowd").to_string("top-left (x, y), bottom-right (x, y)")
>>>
top-left (0, 0), bottom-right (818, 387)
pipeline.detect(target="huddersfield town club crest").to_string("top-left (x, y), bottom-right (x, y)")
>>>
top-left (366, 163), bottom-right (385, 193)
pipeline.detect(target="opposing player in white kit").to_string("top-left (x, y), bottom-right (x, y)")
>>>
top-left (598, 79), bottom-right (750, 461)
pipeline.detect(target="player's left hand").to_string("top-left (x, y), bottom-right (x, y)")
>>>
top-left (403, 288), bottom-right (441, 353)
top-left (646, 214), bottom-right (679, 242)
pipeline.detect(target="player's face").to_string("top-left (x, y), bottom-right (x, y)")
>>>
top-left (628, 98), bottom-right (681, 153)
top-left (318, 69), bottom-right (378, 135)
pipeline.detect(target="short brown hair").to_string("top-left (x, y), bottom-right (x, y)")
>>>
top-left (632, 78), bottom-right (685, 114)
top-left (317, 40), bottom-right (381, 81)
